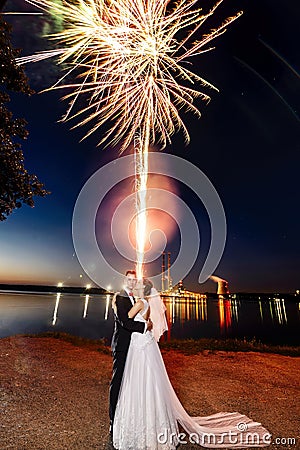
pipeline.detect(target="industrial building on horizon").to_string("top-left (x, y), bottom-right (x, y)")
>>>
top-left (160, 252), bottom-right (229, 298)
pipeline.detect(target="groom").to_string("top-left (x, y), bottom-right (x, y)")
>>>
top-left (109, 270), bottom-right (153, 435)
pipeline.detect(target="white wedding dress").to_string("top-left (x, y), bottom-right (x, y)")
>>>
top-left (113, 298), bottom-right (271, 449)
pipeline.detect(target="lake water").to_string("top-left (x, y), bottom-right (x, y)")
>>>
top-left (0, 291), bottom-right (299, 345)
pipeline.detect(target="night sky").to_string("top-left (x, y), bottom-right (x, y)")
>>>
top-left (1, 0), bottom-right (299, 292)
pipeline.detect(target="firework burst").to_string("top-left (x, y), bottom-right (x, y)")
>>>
top-left (20, 0), bottom-right (242, 149)
top-left (19, 0), bottom-right (241, 279)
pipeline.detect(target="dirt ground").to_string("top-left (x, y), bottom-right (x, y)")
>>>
top-left (0, 336), bottom-right (299, 449)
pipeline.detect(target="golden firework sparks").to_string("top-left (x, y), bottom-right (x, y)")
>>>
top-left (20, 0), bottom-right (242, 148)
top-left (19, 0), bottom-right (242, 279)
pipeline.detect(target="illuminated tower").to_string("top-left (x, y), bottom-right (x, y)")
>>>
top-left (210, 275), bottom-right (230, 295)
top-left (217, 280), bottom-right (229, 295)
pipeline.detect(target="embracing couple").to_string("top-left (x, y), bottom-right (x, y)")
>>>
top-left (109, 270), bottom-right (271, 449)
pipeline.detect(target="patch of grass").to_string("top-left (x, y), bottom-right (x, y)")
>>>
top-left (159, 337), bottom-right (300, 357)
top-left (24, 332), bottom-right (111, 354)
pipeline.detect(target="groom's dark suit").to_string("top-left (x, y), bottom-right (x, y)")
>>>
top-left (109, 289), bottom-right (145, 426)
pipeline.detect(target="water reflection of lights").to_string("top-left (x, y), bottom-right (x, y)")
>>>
top-left (232, 300), bottom-right (239, 321)
top-left (196, 298), bottom-right (207, 322)
top-left (171, 297), bottom-right (175, 324)
top-left (83, 294), bottom-right (89, 318)
top-left (164, 297), bottom-right (208, 335)
top-left (52, 292), bottom-right (61, 325)
top-left (104, 294), bottom-right (110, 320)
top-left (259, 300), bottom-right (263, 322)
top-left (257, 298), bottom-right (290, 325)
top-left (50, 293), bottom-right (294, 337)
top-left (269, 301), bottom-right (274, 322)
top-left (270, 298), bottom-right (288, 325)
top-left (51, 293), bottom-right (112, 324)
top-left (218, 298), bottom-right (239, 334)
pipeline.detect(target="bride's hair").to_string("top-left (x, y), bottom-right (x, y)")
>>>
top-left (143, 278), bottom-right (153, 296)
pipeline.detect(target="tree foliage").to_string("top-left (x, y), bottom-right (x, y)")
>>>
top-left (0, 15), bottom-right (49, 221)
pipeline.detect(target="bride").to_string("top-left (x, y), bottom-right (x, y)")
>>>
top-left (112, 279), bottom-right (271, 449)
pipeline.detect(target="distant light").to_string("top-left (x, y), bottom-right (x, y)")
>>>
top-left (86, 284), bottom-right (91, 289)
top-left (57, 282), bottom-right (63, 288)
top-left (296, 290), bottom-right (299, 295)
top-left (79, 274), bottom-right (83, 278)
top-left (107, 285), bottom-right (112, 291)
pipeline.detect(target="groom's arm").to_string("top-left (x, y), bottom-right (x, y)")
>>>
top-left (116, 296), bottom-right (146, 334)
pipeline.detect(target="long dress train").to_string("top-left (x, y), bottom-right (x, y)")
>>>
top-left (113, 299), bottom-right (271, 449)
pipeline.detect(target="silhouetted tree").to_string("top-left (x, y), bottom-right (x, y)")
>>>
top-left (0, 15), bottom-right (49, 221)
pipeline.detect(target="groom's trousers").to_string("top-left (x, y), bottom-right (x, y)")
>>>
top-left (109, 350), bottom-right (127, 424)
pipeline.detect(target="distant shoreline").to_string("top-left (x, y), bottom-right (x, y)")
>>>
top-left (0, 283), bottom-right (299, 301)
top-left (0, 283), bottom-right (107, 295)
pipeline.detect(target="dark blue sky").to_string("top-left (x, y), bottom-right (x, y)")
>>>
top-left (1, 0), bottom-right (299, 292)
